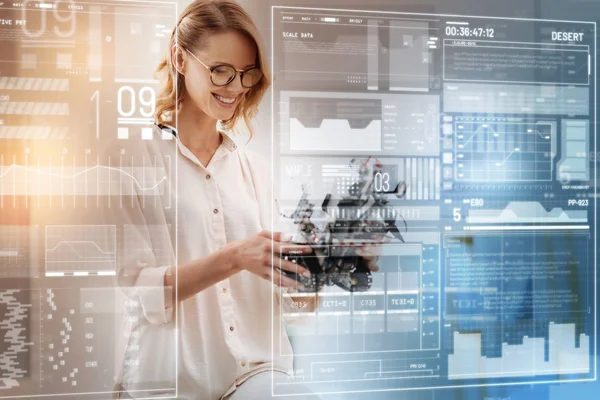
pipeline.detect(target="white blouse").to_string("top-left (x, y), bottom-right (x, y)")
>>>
top-left (103, 124), bottom-right (295, 400)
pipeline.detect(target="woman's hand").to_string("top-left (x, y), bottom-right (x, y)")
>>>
top-left (355, 233), bottom-right (392, 272)
top-left (232, 230), bottom-right (313, 289)
top-left (355, 245), bottom-right (383, 272)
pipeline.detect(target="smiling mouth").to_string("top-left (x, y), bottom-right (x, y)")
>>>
top-left (213, 93), bottom-right (239, 106)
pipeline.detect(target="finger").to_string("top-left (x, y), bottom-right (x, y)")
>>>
top-left (369, 233), bottom-right (391, 244)
top-left (356, 247), bottom-right (376, 258)
top-left (359, 254), bottom-right (378, 262)
top-left (272, 268), bottom-right (305, 289)
top-left (274, 241), bottom-right (313, 255)
top-left (357, 244), bottom-right (383, 256)
top-left (355, 248), bottom-right (380, 271)
top-left (276, 258), bottom-right (312, 278)
top-left (280, 274), bottom-right (305, 289)
top-left (264, 231), bottom-right (293, 243)
top-left (367, 260), bottom-right (380, 272)
top-left (357, 256), bottom-right (379, 272)
top-left (258, 230), bottom-right (272, 238)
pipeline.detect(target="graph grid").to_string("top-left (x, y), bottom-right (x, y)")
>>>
top-left (0, 158), bottom-right (168, 196)
top-left (44, 225), bottom-right (116, 276)
top-left (0, 226), bottom-right (38, 278)
top-left (448, 322), bottom-right (590, 379)
top-left (455, 119), bottom-right (553, 182)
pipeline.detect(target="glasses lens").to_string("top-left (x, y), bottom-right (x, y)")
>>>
top-left (241, 68), bottom-right (263, 87)
top-left (211, 65), bottom-right (236, 86)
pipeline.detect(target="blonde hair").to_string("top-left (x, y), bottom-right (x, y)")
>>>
top-left (154, 0), bottom-right (271, 139)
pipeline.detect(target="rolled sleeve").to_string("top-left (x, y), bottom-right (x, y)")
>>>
top-left (98, 138), bottom-right (176, 327)
top-left (135, 265), bottom-right (173, 325)
top-left (118, 221), bottom-right (175, 327)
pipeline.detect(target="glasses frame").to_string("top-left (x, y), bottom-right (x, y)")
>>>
top-left (182, 47), bottom-right (263, 88)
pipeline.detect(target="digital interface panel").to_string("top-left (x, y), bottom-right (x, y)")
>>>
top-left (0, 0), bottom-right (178, 398)
top-left (272, 6), bottom-right (596, 396)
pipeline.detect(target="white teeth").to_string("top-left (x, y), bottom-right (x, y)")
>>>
top-left (214, 94), bottom-right (236, 104)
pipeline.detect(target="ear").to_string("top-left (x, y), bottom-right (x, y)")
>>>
top-left (172, 44), bottom-right (185, 75)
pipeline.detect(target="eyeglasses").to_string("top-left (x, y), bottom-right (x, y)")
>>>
top-left (182, 47), bottom-right (263, 88)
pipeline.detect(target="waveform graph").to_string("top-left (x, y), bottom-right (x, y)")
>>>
top-left (0, 153), bottom-right (171, 209)
top-left (455, 119), bottom-right (555, 182)
top-left (0, 162), bottom-right (168, 196)
top-left (448, 322), bottom-right (590, 380)
top-left (288, 97), bottom-right (382, 152)
top-left (45, 226), bottom-right (116, 277)
top-left (0, 226), bottom-right (39, 278)
top-left (466, 201), bottom-right (588, 225)
top-left (0, 289), bottom-right (33, 391)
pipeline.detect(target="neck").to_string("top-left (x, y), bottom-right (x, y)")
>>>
top-left (174, 102), bottom-right (221, 153)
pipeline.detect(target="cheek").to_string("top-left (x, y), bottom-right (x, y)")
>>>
top-left (185, 72), bottom-right (214, 107)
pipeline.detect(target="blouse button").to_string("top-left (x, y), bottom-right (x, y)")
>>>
top-left (213, 208), bottom-right (219, 214)
top-left (229, 326), bottom-right (234, 332)
top-left (241, 361), bottom-right (246, 367)
top-left (206, 174), bottom-right (211, 180)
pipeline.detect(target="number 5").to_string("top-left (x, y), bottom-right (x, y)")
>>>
top-left (453, 208), bottom-right (461, 222)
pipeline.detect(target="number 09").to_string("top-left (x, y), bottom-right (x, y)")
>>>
top-left (22, 0), bottom-right (77, 38)
top-left (118, 86), bottom-right (156, 118)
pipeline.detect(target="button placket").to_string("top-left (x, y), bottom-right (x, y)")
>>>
top-left (208, 171), bottom-right (235, 342)
top-left (220, 282), bottom-right (236, 344)
top-left (223, 296), bottom-right (235, 335)
top-left (221, 289), bottom-right (245, 364)
top-left (210, 186), bottom-right (226, 250)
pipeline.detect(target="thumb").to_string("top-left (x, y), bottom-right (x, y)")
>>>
top-left (258, 230), bottom-right (274, 239)
top-left (275, 232), bottom-right (294, 242)
top-left (261, 231), bottom-right (292, 242)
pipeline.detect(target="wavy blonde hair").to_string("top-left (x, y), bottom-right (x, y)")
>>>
top-left (154, 0), bottom-right (271, 139)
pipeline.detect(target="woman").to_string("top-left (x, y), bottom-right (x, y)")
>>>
top-left (106, 0), bottom-right (381, 399)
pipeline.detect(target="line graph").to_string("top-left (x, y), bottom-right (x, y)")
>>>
top-left (454, 119), bottom-right (555, 182)
top-left (0, 153), bottom-right (172, 209)
top-left (0, 164), bottom-right (166, 193)
top-left (45, 225), bottom-right (116, 275)
top-left (466, 201), bottom-right (588, 224)
top-left (0, 160), bottom-right (167, 196)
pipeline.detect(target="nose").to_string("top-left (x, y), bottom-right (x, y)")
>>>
top-left (226, 72), bottom-right (244, 93)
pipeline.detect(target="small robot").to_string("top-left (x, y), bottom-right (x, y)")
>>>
top-left (280, 157), bottom-right (407, 292)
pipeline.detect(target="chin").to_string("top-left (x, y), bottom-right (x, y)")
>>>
top-left (212, 109), bottom-right (236, 122)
